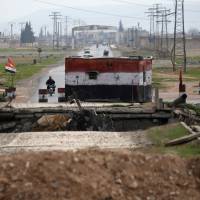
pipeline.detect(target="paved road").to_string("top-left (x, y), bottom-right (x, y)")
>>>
top-left (0, 131), bottom-right (151, 154)
top-left (30, 45), bottom-right (114, 103)
top-left (30, 65), bottom-right (65, 103)
top-left (78, 45), bottom-right (113, 57)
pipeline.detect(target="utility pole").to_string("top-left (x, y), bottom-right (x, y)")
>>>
top-left (8, 22), bottom-right (15, 48)
top-left (155, 4), bottom-right (162, 52)
top-left (157, 9), bottom-right (172, 55)
top-left (149, 9), bottom-right (155, 49)
top-left (56, 21), bottom-right (62, 48)
top-left (172, 0), bottom-right (187, 72)
top-left (146, 4), bottom-right (172, 56)
top-left (146, 4), bottom-right (163, 51)
top-left (135, 26), bottom-right (138, 49)
top-left (131, 28), bottom-right (134, 49)
top-left (44, 25), bottom-right (47, 38)
top-left (65, 16), bottom-right (68, 47)
top-left (10, 23), bottom-right (14, 40)
top-left (164, 9), bottom-right (171, 52)
top-left (49, 12), bottom-right (62, 49)
top-left (59, 21), bottom-right (63, 47)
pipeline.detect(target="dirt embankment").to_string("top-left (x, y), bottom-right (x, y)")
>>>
top-left (0, 150), bottom-right (199, 200)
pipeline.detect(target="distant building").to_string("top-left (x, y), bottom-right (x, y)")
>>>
top-left (124, 28), bottom-right (149, 49)
top-left (72, 25), bottom-right (118, 48)
top-left (0, 33), bottom-right (20, 48)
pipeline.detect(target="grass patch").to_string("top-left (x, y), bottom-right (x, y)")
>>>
top-left (0, 48), bottom-right (34, 53)
top-left (0, 47), bottom-right (66, 53)
top-left (152, 73), bottom-right (177, 89)
top-left (185, 67), bottom-right (200, 79)
top-left (147, 123), bottom-right (200, 157)
top-left (152, 66), bottom-right (199, 89)
top-left (152, 80), bottom-right (167, 89)
top-left (148, 123), bottom-right (187, 145)
top-left (154, 66), bottom-right (200, 80)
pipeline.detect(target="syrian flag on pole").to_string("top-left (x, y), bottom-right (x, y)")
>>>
top-left (5, 57), bottom-right (16, 73)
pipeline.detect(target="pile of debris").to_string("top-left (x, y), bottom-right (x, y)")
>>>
top-left (33, 110), bottom-right (113, 132)
top-left (165, 104), bottom-right (200, 146)
top-left (0, 150), bottom-right (199, 200)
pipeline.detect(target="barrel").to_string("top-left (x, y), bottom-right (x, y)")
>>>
top-left (38, 89), bottom-right (48, 103)
top-left (58, 88), bottom-right (66, 102)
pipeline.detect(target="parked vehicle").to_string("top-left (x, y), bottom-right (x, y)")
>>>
top-left (103, 50), bottom-right (109, 56)
top-left (83, 49), bottom-right (93, 58)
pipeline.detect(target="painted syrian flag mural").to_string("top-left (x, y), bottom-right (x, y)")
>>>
top-left (5, 57), bottom-right (16, 73)
top-left (65, 57), bottom-right (153, 102)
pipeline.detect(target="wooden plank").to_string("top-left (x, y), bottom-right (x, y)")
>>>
top-left (180, 122), bottom-right (195, 134)
top-left (191, 126), bottom-right (200, 133)
top-left (191, 126), bottom-right (200, 141)
top-left (165, 122), bottom-right (200, 146)
top-left (165, 132), bottom-right (200, 146)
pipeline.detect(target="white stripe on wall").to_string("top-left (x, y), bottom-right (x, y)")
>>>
top-left (65, 71), bottom-right (152, 86)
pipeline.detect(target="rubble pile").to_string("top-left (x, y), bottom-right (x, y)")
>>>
top-left (33, 110), bottom-right (113, 132)
top-left (0, 150), bottom-right (199, 200)
top-left (0, 110), bottom-right (114, 133)
top-left (34, 114), bottom-right (72, 132)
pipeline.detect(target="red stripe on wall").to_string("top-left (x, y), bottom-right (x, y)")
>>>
top-left (65, 58), bottom-right (152, 73)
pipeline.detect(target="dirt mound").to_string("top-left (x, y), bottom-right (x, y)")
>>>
top-left (0, 151), bottom-right (199, 200)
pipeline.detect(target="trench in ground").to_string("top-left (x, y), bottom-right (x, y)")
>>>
top-left (0, 109), bottom-right (171, 133)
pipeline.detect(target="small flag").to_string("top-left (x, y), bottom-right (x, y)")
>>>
top-left (5, 57), bottom-right (16, 73)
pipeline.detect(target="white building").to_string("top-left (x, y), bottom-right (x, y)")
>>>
top-left (72, 25), bottom-right (118, 48)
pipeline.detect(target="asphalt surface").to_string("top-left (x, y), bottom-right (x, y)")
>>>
top-left (30, 45), bottom-right (113, 103)
top-left (0, 131), bottom-right (150, 154)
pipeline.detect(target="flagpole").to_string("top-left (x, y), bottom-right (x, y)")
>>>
top-left (11, 74), bottom-right (14, 88)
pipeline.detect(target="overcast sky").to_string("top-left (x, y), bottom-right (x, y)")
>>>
top-left (0, 0), bottom-right (200, 34)
top-left (0, 0), bottom-right (170, 22)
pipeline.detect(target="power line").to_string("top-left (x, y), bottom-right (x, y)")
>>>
top-left (109, 0), bottom-right (149, 7)
top-left (111, 0), bottom-right (200, 13)
top-left (60, 0), bottom-right (150, 7)
top-left (34, 0), bottom-right (148, 20)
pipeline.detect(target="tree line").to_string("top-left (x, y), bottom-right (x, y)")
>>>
top-left (20, 22), bottom-right (35, 44)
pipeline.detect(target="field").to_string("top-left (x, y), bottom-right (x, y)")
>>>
top-left (152, 65), bottom-right (200, 89)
